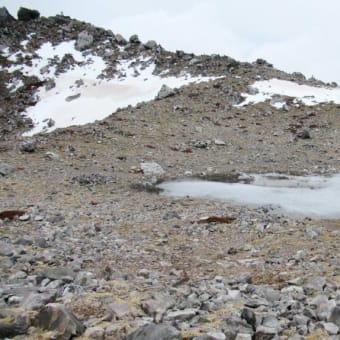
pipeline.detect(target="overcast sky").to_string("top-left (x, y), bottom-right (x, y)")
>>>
top-left (3, 0), bottom-right (340, 84)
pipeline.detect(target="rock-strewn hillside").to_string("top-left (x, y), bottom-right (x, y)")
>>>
top-left (0, 7), bottom-right (339, 340)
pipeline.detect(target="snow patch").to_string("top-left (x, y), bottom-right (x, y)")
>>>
top-left (159, 173), bottom-right (340, 218)
top-left (3, 40), bottom-right (217, 135)
top-left (237, 79), bottom-right (340, 108)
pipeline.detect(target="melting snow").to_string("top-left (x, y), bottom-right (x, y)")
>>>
top-left (159, 173), bottom-right (340, 218)
top-left (238, 79), bottom-right (340, 107)
top-left (3, 40), bottom-right (217, 135)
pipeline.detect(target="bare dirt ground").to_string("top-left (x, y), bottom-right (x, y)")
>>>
top-left (1, 77), bottom-right (340, 339)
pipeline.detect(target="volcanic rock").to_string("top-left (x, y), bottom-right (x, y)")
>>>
top-left (17, 7), bottom-right (40, 21)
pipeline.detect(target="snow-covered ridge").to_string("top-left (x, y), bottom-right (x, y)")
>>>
top-left (238, 78), bottom-right (340, 108)
top-left (2, 39), bottom-right (217, 136)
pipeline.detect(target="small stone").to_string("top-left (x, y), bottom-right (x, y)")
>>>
top-left (294, 250), bottom-right (306, 260)
top-left (84, 326), bottom-right (105, 339)
top-left (0, 162), bottom-right (15, 176)
top-left (18, 7), bottom-right (40, 21)
top-left (262, 315), bottom-right (280, 331)
top-left (156, 84), bottom-right (176, 99)
top-left (144, 40), bottom-right (157, 49)
top-left (19, 139), bottom-right (36, 153)
top-left (309, 295), bottom-right (336, 321)
top-left (214, 139), bottom-right (226, 146)
top-left (36, 303), bottom-right (85, 338)
top-left (0, 241), bottom-right (14, 256)
top-left (141, 294), bottom-right (175, 323)
top-left (306, 226), bottom-right (323, 238)
top-left (45, 152), bottom-right (59, 160)
top-left (75, 31), bottom-right (94, 51)
top-left (19, 214), bottom-right (30, 221)
top-left (255, 325), bottom-right (277, 339)
top-left (9, 270), bottom-right (27, 281)
top-left (45, 79), bottom-right (56, 91)
top-left (235, 334), bottom-right (252, 340)
top-left (304, 276), bottom-right (327, 293)
top-left (166, 308), bottom-right (198, 322)
top-left (141, 162), bottom-right (165, 179)
top-left (66, 93), bottom-right (81, 102)
top-left (125, 323), bottom-right (181, 340)
top-left (329, 306), bottom-right (340, 326)
top-left (321, 322), bottom-right (339, 335)
top-left (0, 311), bottom-right (29, 338)
top-left (8, 295), bottom-right (23, 305)
top-left (206, 330), bottom-right (227, 340)
top-left (107, 302), bottom-right (130, 320)
top-left (115, 34), bottom-right (127, 45)
top-left (297, 129), bottom-right (311, 139)
top-left (138, 269), bottom-right (150, 278)
top-left (40, 267), bottom-right (76, 282)
top-left (0, 7), bottom-right (15, 22)
top-left (129, 34), bottom-right (140, 44)
top-left (22, 291), bottom-right (57, 310)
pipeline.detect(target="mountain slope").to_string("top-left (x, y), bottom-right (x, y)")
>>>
top-left (0, 7), bottom-right (339, 340)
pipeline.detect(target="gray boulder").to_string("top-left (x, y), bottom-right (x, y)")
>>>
top-left (75, 31), bottom-right (94, 51)
top-left (36, 303), bottom-right (85, 339)
top-left (17, 7), bottom-right (40, 21)
top-left (0, 162), bottom-right (15, 176)
top-left (129, 34), bottom-right (141, 44)
top-left (19, 139), bottom-right (36, 153)
top-left (125, 323), bottom-right (181, 340)
top-left (0, 7), bottom-right (15, 22)
top-left (156, 85), bottom-right (176, 100)
top-left (0, 312), bottom-right (29, 338)
top-left (115, 34), bottom-right (127, 45)
top-left (144, 40), bottom-right (157, 50)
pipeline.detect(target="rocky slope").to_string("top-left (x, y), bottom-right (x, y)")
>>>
top-left (0, 7), bottom-right (340, 340)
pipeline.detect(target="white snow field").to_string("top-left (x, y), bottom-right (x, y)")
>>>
top-left (159, 173), bottom-right (340, 218)
top-left (3, 40), bottom-right (216, 135)
top-left (238, 78), bottom-right (340, 107)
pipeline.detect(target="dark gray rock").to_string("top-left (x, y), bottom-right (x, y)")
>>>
top-left (84, 326), bottom-right (105, 339)
top-left (0, 162), bottom-right (15, 176)
top-left (115, 34), bottom-right (127, 45)
top-left (320, 321), bottom-right (339, 335)
top-left (125, 323), bottom-right (181, 340)
top-left (39, 267), bottom-right (76, 282)
top-left (0, 240), bottom-right (14, 256)
top-left (310, 295), bottom-right (336, 321)
top-left (36, 303), bottom-right (85, 339)
top-left (19, 139), bottom-right (36, 153)
top-left (65, 93), bottom-right (81, 102)
top-left (254, 325), bottom-right (277, 339)
top-left (254, 58), bottom-right (273, 68)
top-left (297, 129), bottom-right (311, 139)
top-left (220, 316), bottom-right (253, 339)
top-left (166, 308), bottom-right (198, 322)
top-left (144, 40), bottom-right (157, 50)
top-left (196, 331), bottom-right (226, 339)
top-left (329, 306), bottom-right (340, 326)
top-left (0, 312), bottom-right (29, 338)
top-left (22, 290), bottom-right (57, 310)
top-left (129, 34), bottom-right (141, 44)
top-left (17, 7), bottom-right (40, 21)
top-left (141, 294), bottom-right (175, 322)
top-left (45, 78), bottom-right (56, 91)
top-left (75, 31), bottom-right (94, 51)
top-left (0, 7), bottom-right (15, 22)
top-left (241, 308), bottom-right (256, 330)
top-left (156, 85), bottom-right (176, 99)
